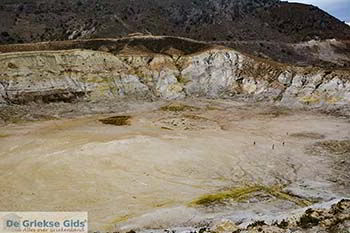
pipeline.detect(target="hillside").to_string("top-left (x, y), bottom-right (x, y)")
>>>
top-left (1, 0), bottom-right (350, 45)
top-left (1, 36), bottom-right (349, 109)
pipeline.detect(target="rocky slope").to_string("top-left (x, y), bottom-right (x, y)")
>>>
top-left (2, 0), bottom-right (350, 69)
top-left (1, 0), bottom-right (349, 44)
top-left (217, 39), bottom-right (350, 69)
top-left (0, 37), bottom-right (349, 111)
top-left (147, 199), bottom-right (350, 233)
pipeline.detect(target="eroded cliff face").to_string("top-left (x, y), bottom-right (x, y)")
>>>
top-left (0, 47), bottom-right (349, 108)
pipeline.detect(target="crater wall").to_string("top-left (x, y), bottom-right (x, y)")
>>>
top-left (0, 47), bottom-right (349, 108)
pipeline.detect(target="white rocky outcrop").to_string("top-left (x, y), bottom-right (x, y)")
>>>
top-left (0, 48), bottom-right (349, 107)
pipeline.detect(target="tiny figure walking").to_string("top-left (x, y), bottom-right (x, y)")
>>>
top-left (253, 141), bottom-right (256, 145)
top-left (272, 144), bottom-right (275, 150)
top-left (282, 142), bottom-right (285, 146)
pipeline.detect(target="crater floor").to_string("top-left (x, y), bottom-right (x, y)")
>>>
top-left (0, 99), bottom-right (349, 232)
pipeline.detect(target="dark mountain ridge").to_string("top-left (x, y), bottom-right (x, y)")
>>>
top-left (1, 0), bottom-right (349, 45)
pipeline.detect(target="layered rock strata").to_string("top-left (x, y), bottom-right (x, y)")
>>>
top-left (0, 47), bottom-right (349, 107)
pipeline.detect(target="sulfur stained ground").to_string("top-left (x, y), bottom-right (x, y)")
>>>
top-left (0, 99), bottom-right (349, 232)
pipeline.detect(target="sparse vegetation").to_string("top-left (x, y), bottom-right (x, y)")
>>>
top-left (258, 107), bottom-right (290, 118)
top-left (312, 140), bottom-right (350, 155)
top-left (161, 126), bottom-right (173, 130)
top-left (111, 214), bottom-right (134, 224)
top-left (1, 0), bottom-right (350, 64)
top-left (7, 62), bottom-right (18, 69)
top-left (160, 103), bottom-right (199, 112)
top-left (247, 220), bottom-right (267, 228)
top-left (99, 115), bottom-right (131, 126)
top-left (189, 185), bottom-right (313, 207)
top-left (297, 209), bottom-right (321, 229)
top-left (290, 132), bottom-right (325, 140)
top-left (183, 114), bottom-right (207, 120)
top-left (300, 95), bottom-right (321, 105)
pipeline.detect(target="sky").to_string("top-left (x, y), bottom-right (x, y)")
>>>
top-left (288, 0), bottom-right (350, 22)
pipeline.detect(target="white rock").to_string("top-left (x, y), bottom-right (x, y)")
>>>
top-left (278, 71), bottom-right (293, 85)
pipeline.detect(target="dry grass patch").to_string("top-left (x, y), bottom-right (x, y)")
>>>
top-left (0, 133), bottom-right (9, 138)
top-left (258, 107), bottom-right (290, 118)
top-left (312, 140), bottom-right (350, 155)
top-left (160, 103), bottom-right (199, 112)
top-left (190, 185), bottom-right (313, 207)
top-left (99, 116), bottom-right (132, 126)
top-left (290, 132), bottom-right (325, 140)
